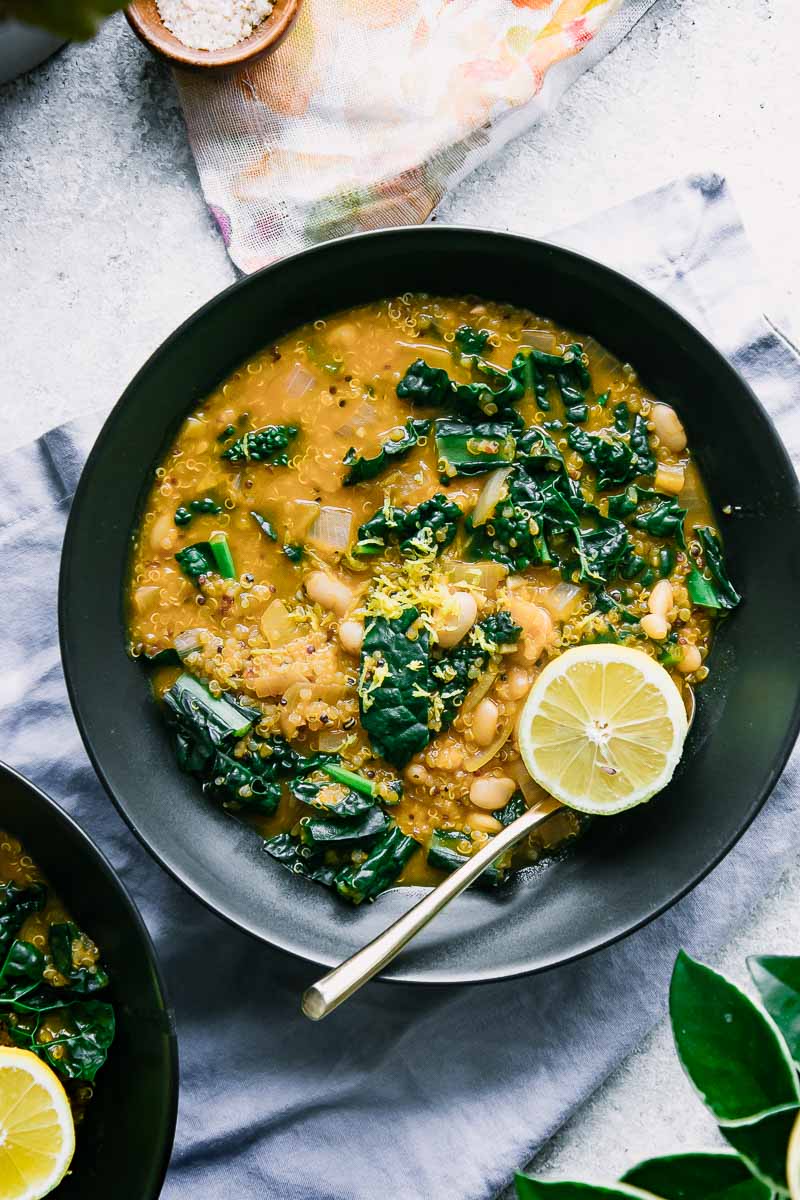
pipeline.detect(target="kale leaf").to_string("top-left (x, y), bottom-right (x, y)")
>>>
top-left (343, 418), bottom-right (431, 486)
top-left (163, 674), bottom-right (256, 775)
top-left (396, 360), bottom-right (453, 407)
top-left (263, 834), bottom-right (338, 889)
top-left (0, 882), bottom-right (46, 959)
top-left (334, 824), bottom-right (419, 904)
top-left (435, 418), bottom-right (517, 480)
top-left (250, 511), bottom-right (279, 541)
top-left (426, 829), bottom-right (505, 887)
top-left (35, 1000), bottom-right (116, 1082)
top-left (299, 806), bottom-right (388, 849)
top-left (567, 426), bottom-right (641, 489)
top-left (221, 424), bottom-right (299, 465)
top-left (49, 923), bottom-right (110, 995)
top-left (467, 467), bottom-right (568, 571)
top-left (687, 526), bottom-right (741, 610)
top-left (525, 344), bottom-right (591, 420)
top-left (354, 494), bottom-right (462, 559)
top-left (634, 497), bottom-right (687, 547)
top-left (358, 609), bottom-right (432, 768)
top-left (174, 497), bottom-right (222, 527)
top-left (453, 324), bottom-right (491, 356)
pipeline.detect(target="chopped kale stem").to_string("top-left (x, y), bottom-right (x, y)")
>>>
top-left (221, 423), bottom-right (298, 465)
top-left (209, 532), bottom-right (236, 579)
top-left (319, 762), bottom-right (376, 798)
top-left (343, 417), bottom-right (431, 485)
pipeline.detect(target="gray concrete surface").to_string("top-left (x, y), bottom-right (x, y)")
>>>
top-left (1, 1), bottom-right (799, 1193)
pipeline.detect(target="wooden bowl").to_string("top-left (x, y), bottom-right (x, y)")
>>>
top-left (125, 0), bottom-right (302, 71)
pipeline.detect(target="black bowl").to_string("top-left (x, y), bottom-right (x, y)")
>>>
top-left (0, 762), bottom-right (178, 1197)
top-left (59, 227), bottom-right (800, 984)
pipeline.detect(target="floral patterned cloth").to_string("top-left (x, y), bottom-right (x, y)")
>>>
top-left (176, 0), bottom-right (657, 272)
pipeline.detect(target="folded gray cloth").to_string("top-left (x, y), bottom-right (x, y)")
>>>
top-left (1, 172), bottom-right (797, 1200)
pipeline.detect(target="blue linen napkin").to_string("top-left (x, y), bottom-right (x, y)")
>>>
top-left (1, 172), bottom-right (798, 1200)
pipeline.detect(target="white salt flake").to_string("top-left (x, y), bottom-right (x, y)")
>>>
top-left (157, 0), bottom-right (275, 51)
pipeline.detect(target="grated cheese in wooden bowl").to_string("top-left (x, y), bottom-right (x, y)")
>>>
top-left (156, 0), bottom-right (275, 51)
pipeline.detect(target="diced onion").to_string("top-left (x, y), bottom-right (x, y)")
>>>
top-left (285, 364), bottom-right (316, 399)
top-left (285, 499), bottom-right (320, 540)
top-left (335, 399), bottom-right (378, 440)
top-left (520, 328), bottom-right (556, 353)
top-left (308, 506), bottom-right (353, 552)
top-left (133, 585), bottom-right (160, 615)
top-left (472, 466), bottom-right (513, 528)
top-left (538, 581), bottom-right (585, 621)
top-left (447, 560), bottom-right (509, 596)
top-left (506, 758), bottom-right (552, 807)
top-left (463, 719), bottom-right (513, 772)
top-left (260, 600), bottom-right (295, 647)
top-left (174, 628), bottom-right (206, 659)
top-left (460, 669), bottom-right (499, 716)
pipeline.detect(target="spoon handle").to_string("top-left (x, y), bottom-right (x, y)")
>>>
top-left (301, 797), bottom-right (559, 1020)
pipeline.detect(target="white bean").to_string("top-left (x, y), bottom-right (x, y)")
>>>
top-left (678, 644), bottom-right (702, 674)
top-left (648, 579), bottom-right (674, 618)
top-left (655, 464), bottom-right (685, 495)
top-left (505, 596), bottom-right (553, 664)
top-left (641, 613), bottom-right (669, 640)
top-left (470, 776), bottom-right (516, 811)
top-left (437, 591), bottom-right (478, 649)
top-left (651, 404), bottom-right (687, 453)
top-left (304, 570), bottom-right (353, 617)
top-left (338, 619), bottom-right (364, 656)
top-left (506, 668), bottom-right (532, 701)
top-left (466, 811), bottom-right (504, 834)
top-left (472, 699), bottom-right (500, 747)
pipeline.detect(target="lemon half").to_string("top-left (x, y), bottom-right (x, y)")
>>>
top-left (0, 1047), bottom-right (75, 1200)
top-left (518, 643), bottom-right (688, 815)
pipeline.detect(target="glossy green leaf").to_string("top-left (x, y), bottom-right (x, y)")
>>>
top-left (748, 957), bottom-right (800, 1065)
top-left (622, 1152), bottom-right (772, 1199)
top-left (721, 1104), bottom-right (799, 1195)
top-left (670, 951), bottom-right (800, 1124)
top-left (515, 1179), bottom-right (657, 1200)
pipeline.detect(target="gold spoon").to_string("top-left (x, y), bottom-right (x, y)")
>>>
top-left (302, 795), bottom-right (560, 1020)
top-left (301, 685), bottom-right (695, 1020)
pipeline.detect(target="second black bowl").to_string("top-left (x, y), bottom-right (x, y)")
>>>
top-left (0, 762), bottom-right (178, 1199)
top-left (59, 227), bottom-right (800, 984)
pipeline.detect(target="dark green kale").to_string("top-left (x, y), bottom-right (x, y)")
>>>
top-left (283, 543), bottom-right (305, 563)
top-left (263, 834), bottom-right (338, 889)
top-left (492, 792), bottom-right (527, 826)
top-left (634, 497), bottom-right (687, 547)
top-left (202, 749), bottom-right (282, 814)
top-left (453, 324), bottom-right (491, 356)
top-left (687, 526), bottom-right (741, 610)
top-left (515, 425), bottom-right (564, 467)
top-left (221, 424), bottom-right (298, 465)
top-left (289, 776), bottom-right (375, 817)
top-left (567, 426), bottom-right (639, 489)
top-left (354, 495), bottom-right (462, 559)
top-left (525, 344), bottom-right (591, 421)
top-left (358, 609), bottom-right (432, 768)
top-left (343, 417), bottom-right (431, 485)
top-left (162, 673), bottom-right (256, 775)
top-left (426, 829), bottom-right (505, 887)
top-left (396, 350), bottom-right (531, 419)
top-left (217, 424), bottom-right (236, 443)
top-left (0, 935), bottom-right (115, 1083)
top-left (0, 882), bottom-right (46, 958)
top-left (435, 418), bottom-right (517, 479)
top-left (467, 468), bottom-right (567, 571)
top-left (299, 806), bottom-right (388, 849)
top-left (575, 516), bottom-right (637, 586)
top-left (49, 923), bottom-right (110, 995)
top-left (250, 511), bottom-right (279, 541)
top-left (431, 611), bottom-right (521, 730)
top-left (396, 360), bottom-right (453, 407)
top-left (175, 533), bottom-right (236, 582)
top-left (174, 496), bottom-right (223, 527)
top-left (334, 824), bottom-right (419, 904)
top-left (630, 414), bottom-right (657, 476)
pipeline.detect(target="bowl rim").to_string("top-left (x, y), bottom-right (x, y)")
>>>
top-left (0, 759), bottom-right (180, 1191)
top-left (125, 0), bottom-right (302, 69)
top-left (59, 224), bottom-right (800, 985)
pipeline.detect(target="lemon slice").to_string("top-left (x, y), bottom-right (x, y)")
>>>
top-left (518, 643), bottom-right (688, 815)
top-left (0, 1047), bottom-right (75, 1200)
top-left (788, 1109), bottom-right (800, 1200)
